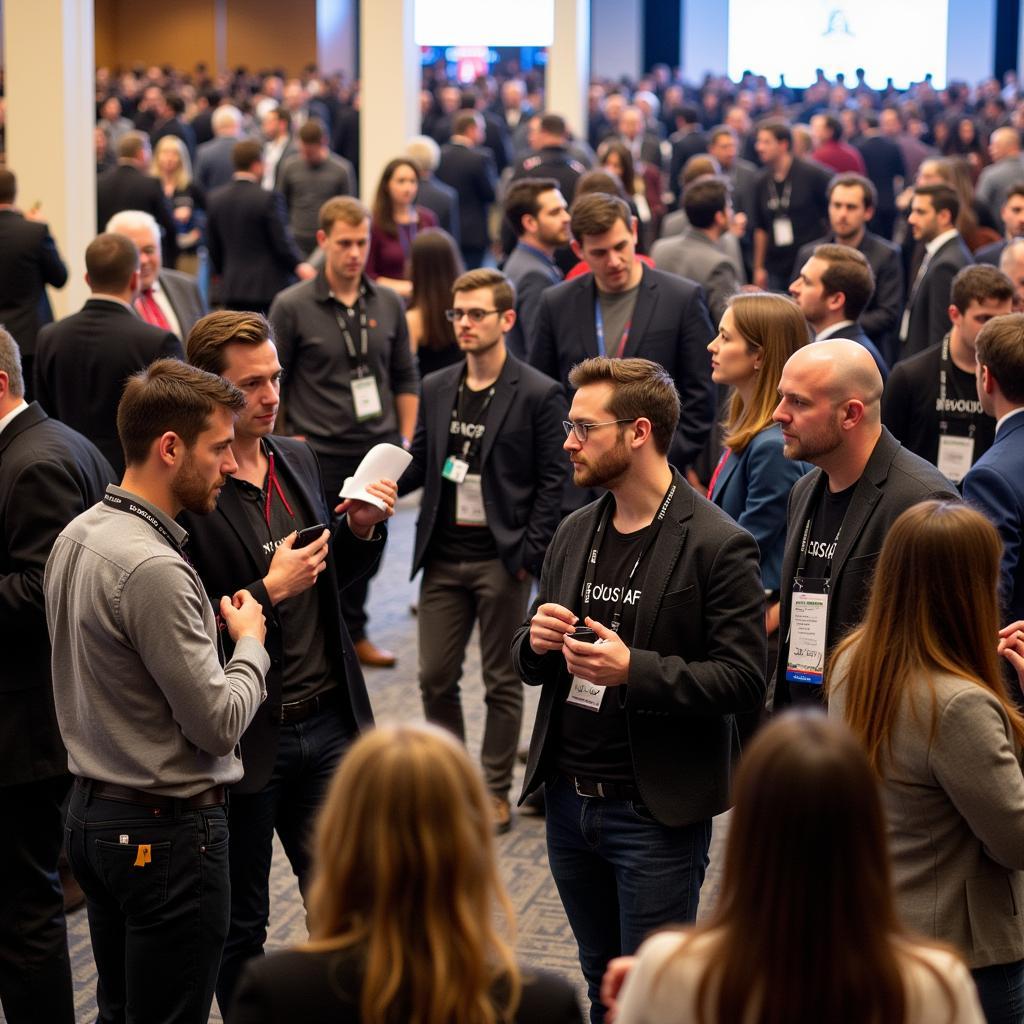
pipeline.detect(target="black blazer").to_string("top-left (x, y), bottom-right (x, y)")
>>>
top-left (0, 403), bottom-right (114, 784)
top-left (96, 163), bottom-right (178, 266)
top-left (511, 471), bottom-right (767, 827)
top-left (530, 265), bottom-right (716, 469)
top-left (159, 268), bottom-right (207, 341)
top-left (775, 428), bottom-right (959, 705)
top-left (0, 211), bottom-right (68, 354)
top-left (178, 436), bottom-right (377, 794)
top-left (34, 298), bottom-right (184, 475)
top-left (903, 234), bottom-right (974, 359)
top-left (416, 176), bottom-right (461, 244)
top-left (206, 178), bottom-right (304, 306)
top-left (229, 948), bottom-right (583, 1024)
top-left (399, 355), bottom-right (567, 579)
top-left (436, 143), bottom-right (498, 250)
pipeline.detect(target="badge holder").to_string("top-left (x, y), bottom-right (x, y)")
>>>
top-left (351, 374), bottom-right (383, 422)
top-left (784, 578), bottom-right (829, 685)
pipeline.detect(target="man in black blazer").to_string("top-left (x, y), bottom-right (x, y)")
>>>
top-left (34, 233), bottom-right (184, 475)
top-left (207, 140), bottom-right (313, 314)
top-left (530, 193), bottom-right (715, 487)
top-left (399, 269), bottom-right (566, 833)
top-left (512, 356), bottom-right (766, 1021)
top-left (405, 134), bottom-right (461, 243)
top-left (436, 110), bottom-right (498, 269)
top-left (179, 311), bottom-right (396, 1014)
top-left (96, 131), bottom-right (177, 267)
top-left (0, 330), bottom-right (114, 1024)
top-left (773, 340), bottom-right (957, 708)
top-left (900, 183), bottom-right (974, 360)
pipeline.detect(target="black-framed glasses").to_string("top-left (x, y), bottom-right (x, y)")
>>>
top-left (444, 308), bottom-right (502, 323)
top-left (562, 419), bottom-right (634, 443)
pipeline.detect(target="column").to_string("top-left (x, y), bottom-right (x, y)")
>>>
top-left (4, 0), bottom-right (96, 318)
top-left (591, 0), bottom-right (640, 82)
top-left (317, 0), bottom-right (357, 78)
top-left (548, 0), bottom-right (590, 142)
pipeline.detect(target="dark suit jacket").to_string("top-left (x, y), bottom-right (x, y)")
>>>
top-left (159, 268), bottom-right (206, 341)
top-left (775, 428), bottom-right (959, 705)
top-left (512, 471), bottom-right (766, 826)
top-left (820, 322), bottom-right (890, 381)
top-left (195, 136), bottom-right (239, 194)
top-left (903, 234), bottom-right (974, 359)
top-left (97, 163), bottom-right (178, 266)
top-left (207, 179), bottom-right (304, 306)
top-left (416, 176), bottom-right (460, 244)
top-left (178, 436), bottom-right (377, 794)
top-left (530, 264), bottom-right (716, 469)
top-left (974, 239), bottom-right (1007, 267)
top-left (399, 355), bottom-right (567, 578)
top-left (502, 243), bottom-right (563, 359)
top-left (436, 143), bottom-right (498, 251)
top-left (0, 403), bottom-right (114, 784)
top-left (34, 298), bottom-right (183, 475)
top-left (0, 210), bottom-right (68, 355)
top-left (963, 411), bottom-right (1024, 624)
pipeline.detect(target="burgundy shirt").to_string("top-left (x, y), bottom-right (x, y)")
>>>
top-left (367, 206), bottom-right (439, 282)
top-left (812, 140), bottom-right (866, 175)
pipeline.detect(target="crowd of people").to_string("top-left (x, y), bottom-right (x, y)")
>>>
top-left (3, 56), bottom-right (1024, 1024)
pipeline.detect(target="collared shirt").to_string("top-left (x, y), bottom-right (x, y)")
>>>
top-left (925, 228), bottom-right (960, 259)
top-left (148, 278), bottom-right (182, 339)
top-left (515, 241), bottom-right (559, 270)
top-left (815, 320), bottom-right (856, 340)
top-left (89, 292), bottom-right (136, 312)
top-left (0, 399), bottom-right (28, 436)
top-left (995, 406), bottom-right (1024, 435)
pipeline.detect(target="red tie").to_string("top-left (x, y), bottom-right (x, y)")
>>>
top-left (135, 288), bottom-right (171, 330)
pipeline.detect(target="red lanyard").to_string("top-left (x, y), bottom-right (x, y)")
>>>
top-left (707, 449), bottom-right (731, 500)
top-left (263, 450), bottom-right (294, 526)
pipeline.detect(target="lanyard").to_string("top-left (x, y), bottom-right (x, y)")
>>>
top-left (937, 334), bottom-right (977, 437)
top-left (707, 448), bottom-right (731, 499)
top-left (768, 177), bottom-right (792, 212)
top-left (452, 371), bottom-right (497, 464)
top-left (580, 482), bottom-right (676, 634)
top-left (594, 299), bottom-right (631, 359)
top-left (794, 515), bottom-right (843, 592)
top-left (102, 491), bottom-right (185, 555)
top-left (263, 447), bottom-right (294, 526)
top-left (332, 294), bottom-right (369, 375)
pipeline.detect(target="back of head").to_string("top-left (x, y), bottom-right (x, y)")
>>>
top-left (410, 229), bottom-right (464, 350)
top-left (574, 169), bottom-right (629, 202)
top-left (232, 139), bottom-right (262, 172)
top-left (570, 191), bottom-right (631, 243)
top-left (682, 155), bottom-right (718, 187)
top-left (813, 243), bottom-right (875, 320)
top-left (976, 311), bottom-right (1024, 403)
top-left (452, 110), bottom-right (480, 138)
top-left (683, 177), bottom-right (727, 229)
top-left (405, 134), bottom-right (441, 176)
top-left (504, 177), bottom-right (560, 237)
top-left (117, 130), bottom-right (148, 162)
top-left (0, 326), bottom-right (26, 400)
top-left (0, 169), bottom-right (16, 205)
top-left (86, 232), bottom-right (139, 295)
top-left (186, 310), bottom-right (273, 376)
top-left (211, 104), bottom-right (242, 137)
top-left (538, 112), bottom-right (567, 140)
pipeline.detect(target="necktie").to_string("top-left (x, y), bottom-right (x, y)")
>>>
top-left (135, 288), bottom-right (171, 330)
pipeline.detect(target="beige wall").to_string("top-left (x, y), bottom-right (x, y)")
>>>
top-left (226, 0), bottom-right (316, 75)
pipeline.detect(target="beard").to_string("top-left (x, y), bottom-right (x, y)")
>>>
top-left (783, 416), bottom-right (844, 463)
top-left (172, 451), bottom-right (221, 515)
top-left (572, 433), bottom-right (631, 489)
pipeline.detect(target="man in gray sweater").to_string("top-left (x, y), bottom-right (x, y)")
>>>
top-left (44, 359), bottom-right (269, 1024)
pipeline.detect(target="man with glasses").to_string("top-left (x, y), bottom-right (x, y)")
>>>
top-left (512, 356), bottom-right (766, 1022)
top-left (399, 268), bottom-right (565, 833)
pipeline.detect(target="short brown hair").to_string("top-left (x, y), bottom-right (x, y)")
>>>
top-left (683, 177), bottom-right (728, 229)
top-left (232, 139), bottom-right (262, 171)
top-left (914, 183), bottom-right (960, 223)
top-left (976, 313), bottom-right (1024, 403)
top-left (755, 118), bottom-right (792, 148)
top-left (117, 131), bottom-right (149, 161)
top-left (86, 233), bottom-right (139, 293)
top-left (117, 358), bottom-right (245, 467)
top-left (504, 177), bottom-right (560, 237)
top-left (568, 357), bottom-right (680, 455)
top-left (319, 195), bottom-right (370, 233)
top-left (828, 172), bottom-right (877, 210)
top-left (813, 244), bottom-right (875, 321)
top-left (187, 311), bottom-right (273, 376)
top-left (298, 118), bottom-right (325, 145)
top-left (950, 264), bottom-right (1014, 314)
top-left (452, 268), bottom-right (515, 313)
top-left (570, 193), bottom-right (632, 242)
top-left (452, 110), bottom-right (480, 137)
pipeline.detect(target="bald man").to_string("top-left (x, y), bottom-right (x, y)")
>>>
top-left (977, 126), bottom-right (1024, 231)
top-left (772, 340), bottom-right (958, 706)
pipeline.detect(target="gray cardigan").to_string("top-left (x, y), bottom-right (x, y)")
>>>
top-left (830, 657), bottom-right (1024, 968)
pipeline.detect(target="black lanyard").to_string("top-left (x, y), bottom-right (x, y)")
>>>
top-left (937, 334), bottom-right (977, 437)
top-left (452, 371), bottom-right (497, 465)
top-left (768, 177), bottom-right (792, 212)
top-left (332, 294), bottom-right (369, 376)
top-left (103, 491), bottom-right (185, 555)
top-left (580, 482), bottom-right (676, 634)
top-left (794, 515), bottom-right (843, 592)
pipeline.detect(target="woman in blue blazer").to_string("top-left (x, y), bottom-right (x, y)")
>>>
top-left (707, 293), bottom-right (810, 640)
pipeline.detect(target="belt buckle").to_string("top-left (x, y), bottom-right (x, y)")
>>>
top-left (574, 777), bottom-right (604, 798)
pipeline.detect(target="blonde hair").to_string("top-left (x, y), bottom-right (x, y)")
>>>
top-left (305, 724), bottom-right (520, 1024)
top-left (151, 134), bottom-right (192, 192)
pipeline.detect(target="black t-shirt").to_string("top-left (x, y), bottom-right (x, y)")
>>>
top-left (557, 522), bottom-right (651, 784)
top-left (427, 381), bottom-right (499, 564)
top-left (753, 158), bottom-right (831, 275)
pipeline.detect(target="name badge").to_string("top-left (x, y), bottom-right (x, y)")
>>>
top-left (351, 375), bottom-right (383, 422)
top-left (455, 473), bottom-right (487, 526)
top-left (773, 216), bottom-right (794, 247)
top-left (566, 677), bottom-right (606, 711)
top-left (937, 434), bottom-right (975, 484)
top-left (442, 455), bottom-right (469, 483)
top-left (785, 583), bottom-right (829, 685)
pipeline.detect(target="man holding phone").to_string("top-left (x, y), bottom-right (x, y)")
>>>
top-left (179, 310), bottom-right (397, 1013)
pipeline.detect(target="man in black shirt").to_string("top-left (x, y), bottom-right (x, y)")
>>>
top-left (513, 357), bottom-right (765, 1021)
top-left (883, 265), bottom-right (1012, 483)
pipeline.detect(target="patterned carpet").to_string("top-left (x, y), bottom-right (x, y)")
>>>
top-left (58, 495), bottom-right (729, 1023)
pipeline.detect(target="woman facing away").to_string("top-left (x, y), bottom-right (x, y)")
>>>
top-left (405, 227), bottom-right (465, 378)
top-left (604, 711), bottom-right (985, 1024)
top-left (828, 500), bottom-right (1024, 1024)
top-left (228, 723), bottom-right (583, 1024)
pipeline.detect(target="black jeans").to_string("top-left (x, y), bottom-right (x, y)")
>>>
top-left (0, 774), bottom-right (74, 1024)
top-left (66, 781), bottom-right (230, 1024)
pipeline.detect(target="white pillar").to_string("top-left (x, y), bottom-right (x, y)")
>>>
top-left (4, 0), bottom-right (95, 319)
top-left (548, 0), bottom-right (590, 141)
top-left (317, 0), bottom-right (357, 78)
top-left (591, 0), bottom-right (640, 82)
top-left (359, 0), bottom-right (419, 203)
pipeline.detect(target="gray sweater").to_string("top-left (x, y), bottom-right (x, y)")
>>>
top-left (44, 486), bottom-right (268, 797)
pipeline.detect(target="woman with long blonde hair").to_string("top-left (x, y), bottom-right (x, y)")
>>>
top-left (151, 134), bottom-right (204, 272)
top-left (828, 500), bottom-right (1024, 1024)
top-left (228, 724), bottom-right (582, 1024)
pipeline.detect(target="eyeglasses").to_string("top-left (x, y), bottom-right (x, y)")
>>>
top-left (444, 308), bottom-right (502, 323)
top-left (562, 419), bottom-right (634, 443)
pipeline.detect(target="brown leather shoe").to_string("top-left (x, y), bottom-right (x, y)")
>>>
top-left (491, 795), bottom-right (512, 835)
top-left (354, 638), bottom-right (397, 668)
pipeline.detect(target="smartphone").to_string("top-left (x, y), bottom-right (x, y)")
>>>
top-left (294, 523), bottom-right (327, 549)
top-left (571, 626), bottom-right (599, 644)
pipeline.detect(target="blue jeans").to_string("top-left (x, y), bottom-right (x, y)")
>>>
top-left (214, 702), bottom-right (354, 1015)
top-left (972, 960), bottom-right (1024, 1024)
top-left (544, 774), bottom-right (711, 1023)
top-left (66, 781), bottom-right (230, 1024)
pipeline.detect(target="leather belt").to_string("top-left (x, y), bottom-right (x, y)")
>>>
top-left (77, 778), bottom-right (226, 811)
top-left (280, 686), bottom-right (339, 724)
top-left (562, 774), bottom-right (640, 801)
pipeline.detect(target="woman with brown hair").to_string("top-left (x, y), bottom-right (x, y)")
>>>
top-left (228, 723), bottom-right (582, 1024)
top-left (405, 228), bottom-right (464, 377)
top-left (828, 500), bottom-right (1024, 1024)
top-left (597, 138), bottom-right (662, 251)
top-left (605, 712), bottom-right (983, 1023)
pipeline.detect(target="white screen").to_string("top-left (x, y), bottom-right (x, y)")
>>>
top-left (414, 0), bottom-right (554, 47)
top-left (728, 0), bottom-right (949, 89)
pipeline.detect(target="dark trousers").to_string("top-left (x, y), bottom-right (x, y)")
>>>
top-left (0, 774), bottom-right (74, 1024)
top-left (972, 960), bottom-right (1024, 1024)
top-left (544, 774), bottom-right (711, 1024)
top-left (66, 780), bottom-right (230, 1024)
top-left (215, 702), bottom-right (355, 1016)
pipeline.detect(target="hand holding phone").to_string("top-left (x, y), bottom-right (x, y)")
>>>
top-left (294, 523), bottom-right (327, 548)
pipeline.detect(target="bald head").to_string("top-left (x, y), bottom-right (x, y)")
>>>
top-left (788, 340), bottom-right (883, 415)
top-left (990, 126), bottom-right (1022, 161)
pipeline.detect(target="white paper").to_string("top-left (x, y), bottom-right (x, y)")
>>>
top-left (338, 443), bottom-right (413, 511)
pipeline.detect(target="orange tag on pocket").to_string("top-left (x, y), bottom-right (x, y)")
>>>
top-left (133, 844), bottom-right (152, 867)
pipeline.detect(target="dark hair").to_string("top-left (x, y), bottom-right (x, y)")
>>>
top-left (409, 229), bottom-right (464, 352)
top-left (117, 131), bottom-right (149, 161)
top-left (117, 358), bottom-right (245, 467)
top-left (683, 178), bottom-right (728, 229)
top-left (976, 312), bottom-right (1024, 403)
top-left (538, 113), bottom-right (567, 137)
top-left (813, 243), bottom-right (875, 320)
top-left (0, 169), bottom-right (15, 205)
top-left (298, 118), bottom-right (325, 146)
top-left (232, 139), bottom-right (262, 171)
top-left (828, 172), bottom-right (877, 211)
top-left (755, 118), bottom-right (792, 148)
top-left (186, 311), bottom-right (274, 375)
top-left (574, 170), bottom-right (630, 203)
top-left (673, 104), bottom-right (700, 126)
top-left (504, 177), bottom-right (561, 238)
top-left (950, 265), bottom-right (1014, 315)
top-left (597, 139), bottom-right (636, 194)
top-left (453, 268), bottom-right (515, 313)
top-left (86, 233), bottom-right (139, 293)
top-left (818, 113), bottom-right (843, 141)
top-left (452, 110), bottom-right (479, 137)
top-left (165, 93), bottom-right (185, 116)
top-left (1006, 183), bottom-right (1024, 204)
top-left (914, 183), bottom-right (960, 224)
top-left (570, 192), bottom-right (632, 241)
top-left (372, 158), bottom-right (422, 238)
